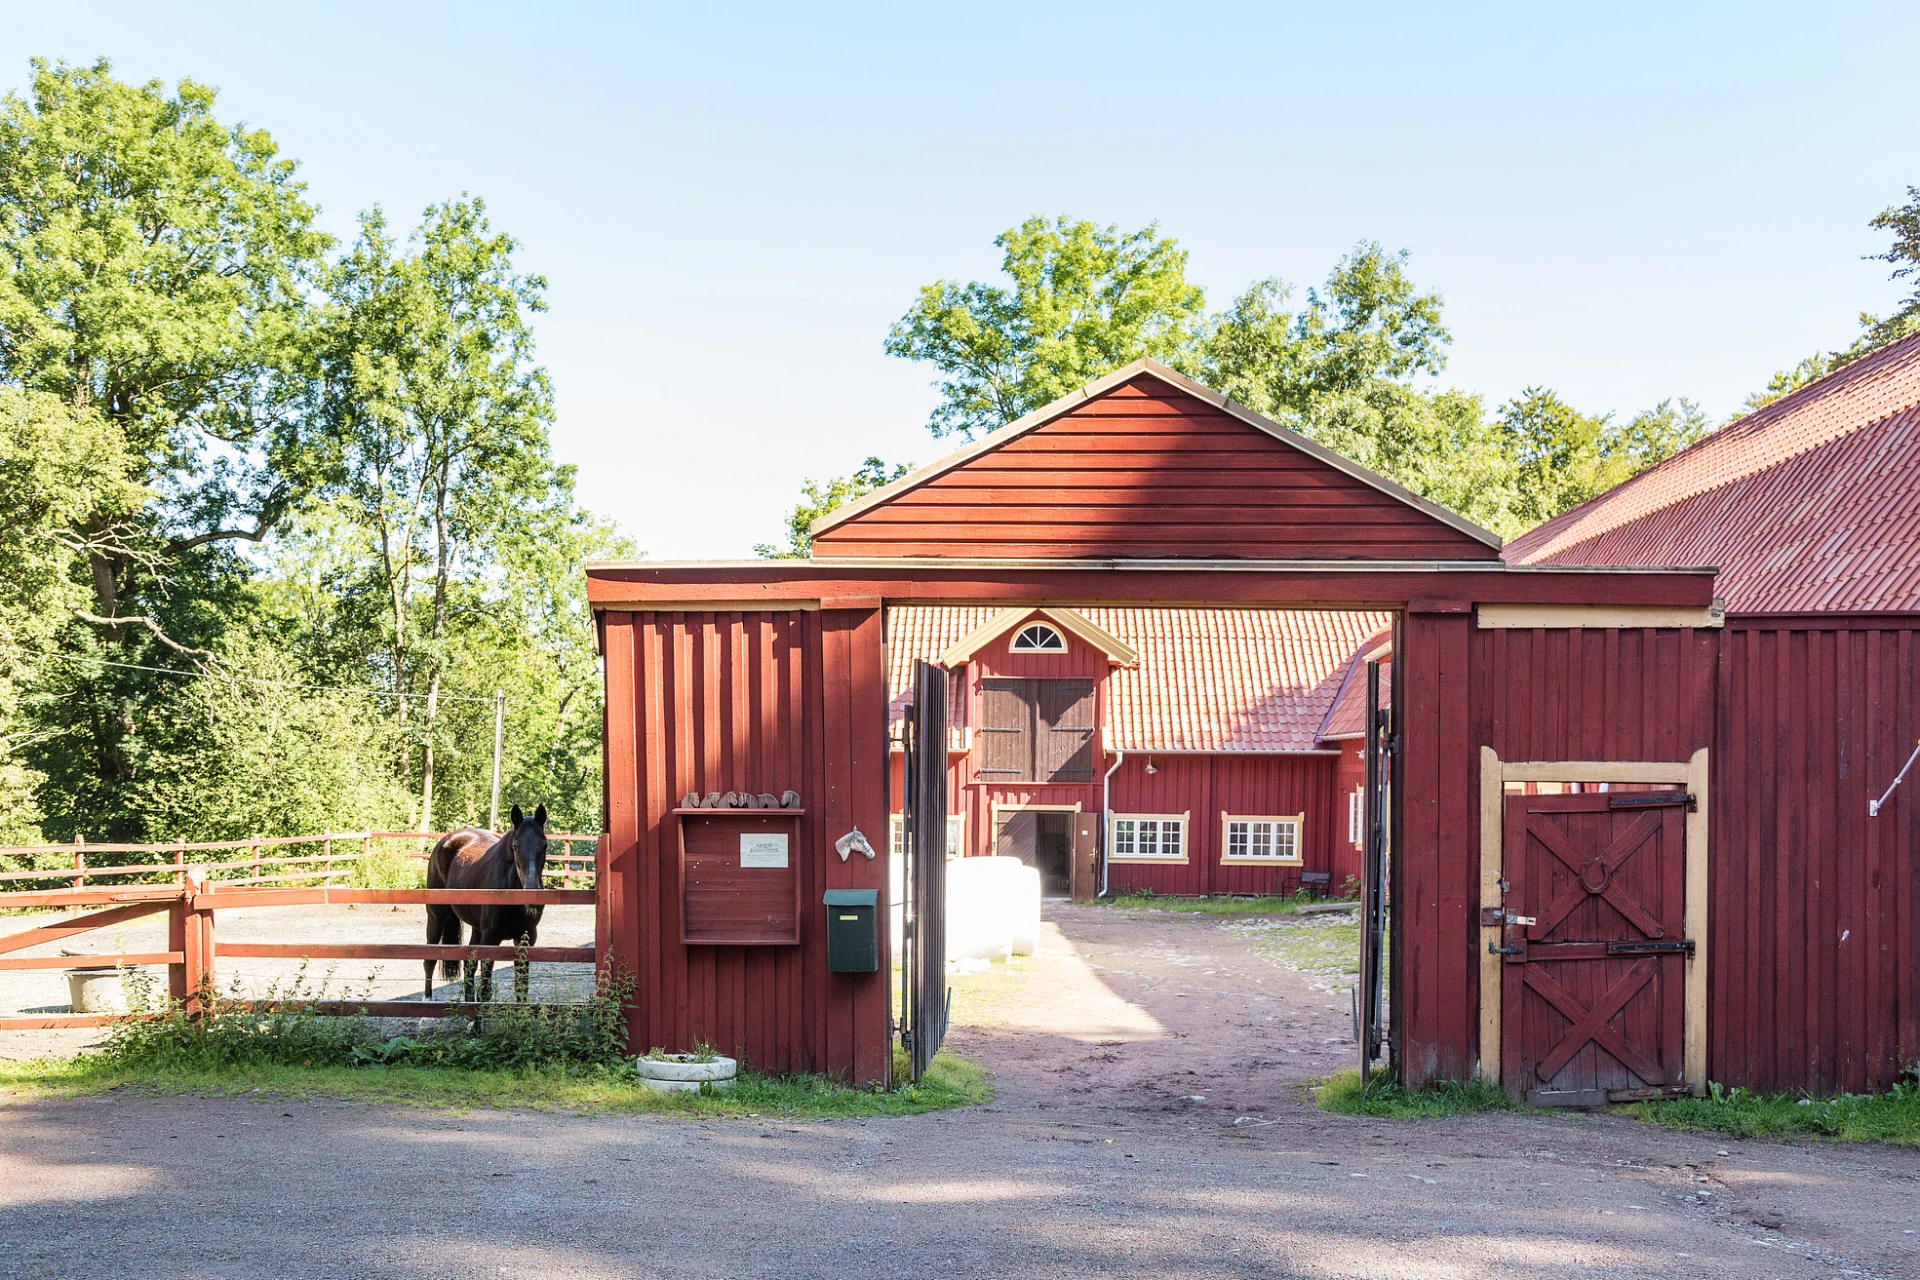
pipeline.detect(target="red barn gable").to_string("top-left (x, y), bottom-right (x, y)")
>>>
top-left (812, 358), bottom-right (1502, 560)
top-left (1506, 332), bottom-right (1920, 613)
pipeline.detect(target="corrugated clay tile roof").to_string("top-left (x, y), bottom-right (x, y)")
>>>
top-left (886, 606), bottom-right (1391, 753)
top-left (1319, 640), bottom-right (1393, 740)
top-left (1505, 332), bottom-right (1920, 613)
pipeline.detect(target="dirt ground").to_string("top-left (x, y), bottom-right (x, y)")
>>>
top-left (1, 902), bottom-right (1916, 1279)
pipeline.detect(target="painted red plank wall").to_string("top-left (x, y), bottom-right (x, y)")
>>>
top-left (601, 609), bottom-right (890, 1084)
top-left (1103, 753), bottom-right (1339, 896)
top-left (811, 376), bottom-right (1500, 561)
top-left (1392, 618), bottom-right (1719, 1088)
top-left (1714, 621), bottom-right (1920, 1094)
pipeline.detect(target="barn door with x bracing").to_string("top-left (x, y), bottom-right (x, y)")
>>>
top-left (1500, 792), bottom-right (1691, 1106)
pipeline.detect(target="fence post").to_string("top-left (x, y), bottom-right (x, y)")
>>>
top-left (168, 885), bottom-right (188, 1006)
top-left (594, 833), bottom-right (609, 987)
top-left (323, 834), bottom-right (334, 883)
top-left (250, 835), bottom-right (260, 885)
top-left (72, 834), bottom-right (84, 891)
top-left (182, 868), bottom-right (209, 1019)
top-left (174, 847), bottom-right (184, 887)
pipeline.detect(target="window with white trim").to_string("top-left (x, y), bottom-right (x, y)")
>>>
top-left (1348, 788), bottom-right (1365, 848)
top-left (1221, 814), bottom-right (1304, 864)
top-left (890, 813), bottom-right (966, 858)
top-left (1108, 814), bottom-right (1187, 862)
top-left (1010, 622), bottom-right (1066, 652)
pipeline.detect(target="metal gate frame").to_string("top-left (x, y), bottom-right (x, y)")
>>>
top-left (900, 660), bottom-right (950, 1082)
top-left (1357, 656), bottom-right (1393, 1078)
top-left (1475, 748), bottom-right (1710, 1096)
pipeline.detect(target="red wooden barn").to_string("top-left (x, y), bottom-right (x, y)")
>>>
top-left (591, 358), bottom-right (1724, 1097)
top-left (1507, 331), bottom-right (1920, 1095)
top-left (882, 606), bottom-right (1390, 899)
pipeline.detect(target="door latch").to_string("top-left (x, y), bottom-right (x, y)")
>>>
top-left (1480, 907), bottom-right (1536, 927)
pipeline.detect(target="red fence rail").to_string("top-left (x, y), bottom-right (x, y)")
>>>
top-left (0, 844), bottom-right (605, 1031)
top-left (0, 830), bottom-right (601, 891)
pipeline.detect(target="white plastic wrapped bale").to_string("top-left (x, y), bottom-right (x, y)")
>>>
top-left (945, 855), bottom-right (1041, 962)
top-left (1008, 861), bottom-right (1042, 955)
top-left (944, 855), bottom-right (1013, 961)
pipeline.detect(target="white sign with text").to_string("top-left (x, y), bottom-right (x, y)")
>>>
top-left (739, 833), bottom-right (790, 869)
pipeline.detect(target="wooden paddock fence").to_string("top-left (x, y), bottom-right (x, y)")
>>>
top-left (0, 829), bottom-right (601, 891)
top-left (0, 833), bottom-right (606, 1033)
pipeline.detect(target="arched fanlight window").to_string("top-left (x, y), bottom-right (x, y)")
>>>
top-left (1010, 622), bottom-right (1066, 653)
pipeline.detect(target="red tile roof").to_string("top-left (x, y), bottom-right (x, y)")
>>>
top-left (1505, 332), bottom-right (1920, 613)
top-left (887, 606), bottom-right (1391, 753)
top-left (1319, 639), bottom-right (1393, 741)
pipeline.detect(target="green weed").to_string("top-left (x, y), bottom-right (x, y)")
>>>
top-left (1626, 1078), bottom-right (1920, 1145)
top-left (0, 1047), bottom-right (991, 1118)
top-left (104, 964), bottom-right (630, 1073)
top-left (1314, 1067), bottom-right (1520, 1118)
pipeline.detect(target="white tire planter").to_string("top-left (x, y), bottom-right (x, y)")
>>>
top-left (635, 1054), bottom-right (737, 1093)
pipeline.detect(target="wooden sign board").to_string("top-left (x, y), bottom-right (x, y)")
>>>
top-left (676, 811), bottom-right (803, 946)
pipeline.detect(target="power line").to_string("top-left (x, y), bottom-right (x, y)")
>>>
top-left (34, 650), bottom-right (500, 703)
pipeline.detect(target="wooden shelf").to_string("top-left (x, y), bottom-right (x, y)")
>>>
top-left (672, 807), bottom-right (805, 816)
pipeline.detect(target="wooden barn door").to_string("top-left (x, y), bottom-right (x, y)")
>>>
top-left (1500, 793), bottom-right (1691, 1106)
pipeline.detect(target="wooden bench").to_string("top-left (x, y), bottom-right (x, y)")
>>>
top-left (1299, 871), bottom-right (1333, 899)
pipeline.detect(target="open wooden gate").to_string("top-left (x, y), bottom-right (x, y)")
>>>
top-left (900, 660), bottom-right (950, 1082)
top-left (1498, 792), bottom-right (1692, 1105)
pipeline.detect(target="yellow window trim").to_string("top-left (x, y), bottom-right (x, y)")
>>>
top-left (1219, 812), bottom-right (1306, 865)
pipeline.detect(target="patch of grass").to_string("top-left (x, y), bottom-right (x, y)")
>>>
top-left (1099, 890), bottom-right (1332, 915)
top-left (1314, 1067), bottom-right (1521, 1118)
top-left (0, 1047), bottom-right (991, 1118)
top-left (1232, 913), bottom-right (1369, 977)
top-left (1625, 1080), bottom-right (1920, 1145)
top-left (0, 965), bottom-right (989, 1119)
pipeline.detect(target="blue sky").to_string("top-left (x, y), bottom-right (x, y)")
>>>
top-left (6, 2), bottom-right (1917, 558)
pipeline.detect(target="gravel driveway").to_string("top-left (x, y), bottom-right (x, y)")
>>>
top-left (1, 903), bottom-right (1915, 1279)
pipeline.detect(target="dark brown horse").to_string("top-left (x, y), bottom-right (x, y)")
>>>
top-left (424, 804), bottom-right (548, 1003)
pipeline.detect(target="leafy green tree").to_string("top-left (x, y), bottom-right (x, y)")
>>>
top-left (0, 390), bottom-right (144, 839)
top-left (0, 58), bottom-right (331, 641)
top-left (1203, 243), bottom-right (1450, 420)
top-left (885, 217), bottom-right (1206, 439)
top-left (1745, 186), bottom-right (1920, 412)
top-left (756, 457), bottom-right (909, 559)
top-left (318, 198), bottom-right (557, 830)
top-left (1498, 389), bottom-right (1708, 526)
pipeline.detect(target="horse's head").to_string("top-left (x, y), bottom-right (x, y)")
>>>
top-left (507, 803), bottom-right (549, 890)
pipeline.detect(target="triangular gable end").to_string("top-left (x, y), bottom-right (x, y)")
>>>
top-left (812, 359), bottom-right (1501, 561)
top-left (938, 607), bottom-right (1140, 668)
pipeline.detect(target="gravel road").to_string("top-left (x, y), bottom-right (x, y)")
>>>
top-left (1, 903), bottom-right (1915, 1279)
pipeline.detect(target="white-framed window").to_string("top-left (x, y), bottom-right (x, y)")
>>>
top-left (1108, 812), bottom-right (1189, 862)
top-left (890, 813), bottom-right (966, 858)
top-left (1221, 813), bottom-right (1304, 864)
top-left (1010, 622), bottom-right (1066, 653)
top-left (1348, 788), bottom-right (1365, 848)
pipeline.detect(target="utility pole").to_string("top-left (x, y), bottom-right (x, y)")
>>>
top-left (489, 689), bottom-right (505, 832)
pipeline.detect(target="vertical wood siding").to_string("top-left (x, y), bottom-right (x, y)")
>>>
top-left (1392, 620), bottom-right (1719, 1088)
top-left (811, 377), bottom-right (1501, 560)
top-left (1715, 622), bottom-right (1920, 1094)
top-left (602, 609), bottom-right (889, 1084)
top-left (1103, 754), bottom-right (1338, 896)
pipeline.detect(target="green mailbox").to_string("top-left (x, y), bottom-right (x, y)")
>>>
top-left (824, 888), bottom-right (879, 973)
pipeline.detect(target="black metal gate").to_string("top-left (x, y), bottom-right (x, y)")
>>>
top-left (900, 660), bottom-right (949, 1082)
top-left (1357, 658), bottom-right (1393, 1077)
